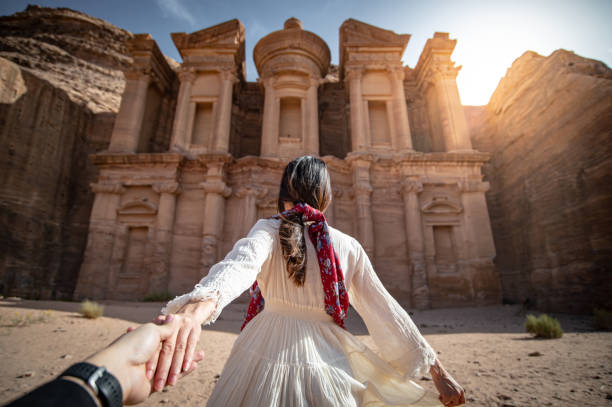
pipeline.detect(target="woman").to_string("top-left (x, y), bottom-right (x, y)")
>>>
top-left (152, 156), bottom-right (465, 406)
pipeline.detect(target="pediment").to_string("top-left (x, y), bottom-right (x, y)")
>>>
top-left (422, 196), bottom-right (462, 214)
top-left (117, 199), bottom-right (158, 216)
top-left (172, 19), bottom-right (245, 57)
top-left (340, 19), bottom-right (410, 49)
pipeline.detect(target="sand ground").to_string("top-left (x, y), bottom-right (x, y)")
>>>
top-left (0, 299), bottom-right (610, 406)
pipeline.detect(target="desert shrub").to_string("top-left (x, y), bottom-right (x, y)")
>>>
top-left (593, 308), bottom-right (612, 331)
top-left (525, 314), bottom-right (563, 339)
top-left (80, 300), bottom-right (104, 319)
top-left (143, 291), bottom-right (174, 302)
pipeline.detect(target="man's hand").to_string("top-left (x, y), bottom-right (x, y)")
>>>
top-left (150, 300), bottom-right (216, 392)
top-left (86, 318), bottom-right (205, 405)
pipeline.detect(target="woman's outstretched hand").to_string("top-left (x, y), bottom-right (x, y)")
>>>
top-left (150, 300), bottom-right (216, 392)
top-left (430, 359), bottom-right (465, 407)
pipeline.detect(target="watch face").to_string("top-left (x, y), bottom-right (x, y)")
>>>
top-left (61, 363), bottom-right (122, 407)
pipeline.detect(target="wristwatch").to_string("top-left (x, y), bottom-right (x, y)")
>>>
top-left (60, 362), bottom-right (123, 407)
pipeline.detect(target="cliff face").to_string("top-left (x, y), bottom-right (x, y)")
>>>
top-left (468, 49), bottom-right (612, 312)
top-left (0, 5), bottom-right (132, 299)
top-left (0, 5), bottom-right (132, 113)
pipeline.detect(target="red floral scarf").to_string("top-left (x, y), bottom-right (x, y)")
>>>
top-left (241, 203), bottom-right (349, 330)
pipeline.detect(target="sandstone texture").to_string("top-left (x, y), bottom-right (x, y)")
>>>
top-left (467, 49), bottom-right (612, 312)
top-left (0, 6), bottom-right (133, 299)
top-left (0, 5), bottom-right (132, 113)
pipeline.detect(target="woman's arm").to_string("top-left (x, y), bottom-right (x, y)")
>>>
top-left (347, 240), bottom-right (464, 405)
top-left (151, 219), bottom-right (277, 391)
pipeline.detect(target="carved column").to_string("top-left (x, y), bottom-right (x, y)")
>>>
top-left (148, 182), bottom-right (181, 295)
top-left (74, 183), bottom-right (125, 299)
top-left (457, 180), bottom-right (495, 260)
top-left (432, 66), bottom-right (473, 152)
top-left (213, 70), bottom-right (238, 153)
top-left (389, 67), bottom-right (414, 151)
top-left (200, 160), bottom-right (232, 271)
top-left (260, 77), bottom-right (279, 157)
top-left (305, 77), bottom-right (320, 156)
top-left (235, 186), bottom-right (267, 236)
top-left (350, 158), bottom-right (375, 258)
top-left (346, 68), bottom-right (366, 152)
top-left (108, 72), bottom-right (151, 153)
top-left (401, 179), bottom-right (430, 309)
top-left (170, 69), bottom-right (196, 150)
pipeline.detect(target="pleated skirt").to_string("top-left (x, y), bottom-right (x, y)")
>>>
top-left (206, 300), bottom-right (440, 406)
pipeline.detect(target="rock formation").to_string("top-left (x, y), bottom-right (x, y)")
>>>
top-left (0, 5), bottom-right (133, 299)
top-left (467, 49), bottom-right (612, 312)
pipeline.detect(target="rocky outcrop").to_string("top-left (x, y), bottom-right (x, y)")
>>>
top-left (0, 5), bottom-right (133, 299)
top-left (467, 49), bottom-right (612, 312)
top-left (0, 5), bottom-right (132, 113)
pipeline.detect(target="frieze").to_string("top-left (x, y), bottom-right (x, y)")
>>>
top-left (90, 182), bottom-right (125, 194)
top-left (457, 180), bottom-right (490, 193)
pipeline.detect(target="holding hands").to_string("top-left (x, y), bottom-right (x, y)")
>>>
top-left (149, 300), bottom-right (216, 392)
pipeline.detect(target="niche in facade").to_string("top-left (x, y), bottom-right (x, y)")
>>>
top-left (362, 70), bottom-right (393, 148)
top-left (279, 97), bottom-right (302, 141)
top-left (368, 100), bottom-right (391, 145)
top-left (117, 225), bottom-right (149, 298)
top-left (433, 225), bottom-right (457, 273)
top-left (192, 102), bottom-right (214, 146)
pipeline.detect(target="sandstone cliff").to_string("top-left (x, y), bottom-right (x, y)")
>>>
top-left (0, 5), bottom-right (132, 113)
top-left (467, 49), bottom-right (612, 312)
top-left (0, 5), bottom-right (132, 299)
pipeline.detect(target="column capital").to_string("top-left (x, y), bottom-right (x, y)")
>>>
top-left (344, 66), bottom-right (364, 82)
top-left (178, 68), bottom-right (197, 83)
top-left (153, 182), bottom-right (182, 195)
top-left (234, 185), bottom-right (267, 199)
top-left (431, 63), bottom-right (462, 81)
top-left (219, 68), bottom-right (239, 83)
top-left (124, 69), bottom-right (152, 82)
top-left (401, 180), bottom-right (424, 195)
top-left (90, 182), bottom-right (125, 194)
top-left (200, 181), bottom-right (232, 198)
top-left (457, 180), bottom-right (490, 193)
top-left (386, 65), bottom-right (405, 81)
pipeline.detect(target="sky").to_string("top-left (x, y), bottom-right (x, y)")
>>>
top-left (1, 0), bottom-right (611, 105)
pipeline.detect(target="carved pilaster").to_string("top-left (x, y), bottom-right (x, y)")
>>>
top-left (400, 178), bottom-right (429, 309)
top-left (199, 161), bottom-right (231, 271)
top-left (235, 186), bottom-right (268, 235)
top-left (170, 68), bottom-right (197, 150)
top-left (349, 157), bottom-right (375, 258)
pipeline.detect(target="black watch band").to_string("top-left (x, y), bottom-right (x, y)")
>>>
top-left (60, 362), bottom-right (123, 407)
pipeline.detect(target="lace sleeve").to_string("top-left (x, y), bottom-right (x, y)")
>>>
top-left (161, 219), bottom-right (276, 325)
top-left (347, 240), bottom-right (437, 379)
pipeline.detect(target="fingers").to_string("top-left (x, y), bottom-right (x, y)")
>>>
top-left (146, 342), bottom-right (161, 381)
top-left (153, 324), bottom-right (178, 391)
top-left (167, 325), bottom-right (190, 386)
top-left (182, 326), bottom-right (201, 372)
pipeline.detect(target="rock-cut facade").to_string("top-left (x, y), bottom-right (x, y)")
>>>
top-left (74, 18), bottom-right (502, 308)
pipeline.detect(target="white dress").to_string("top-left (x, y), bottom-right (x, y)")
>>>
top-left (163, 218), bottom-right (441, 406)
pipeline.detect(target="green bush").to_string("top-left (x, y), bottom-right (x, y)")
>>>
top-left (143, 291), bottom-right (174, 302)
top-left (593, 308), bottom-right (612, 331)
top-left (525, 314), bottom-right (563, 339)
top-left (80, 300), bottom-right (104, 319)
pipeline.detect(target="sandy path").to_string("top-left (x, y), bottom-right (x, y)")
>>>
top-left (0, 299), bottom-right (610, 406)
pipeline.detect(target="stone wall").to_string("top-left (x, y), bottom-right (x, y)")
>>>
top-left (0, 59), bottom-right (114, 298)
top-left (467, 50), bottom-right (612, 312)
top-left (319, 80), bottom-right (350, 158)
top-left (0, 5), bottom-right (132, 298)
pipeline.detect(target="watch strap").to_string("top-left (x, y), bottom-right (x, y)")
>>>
top-left (60, 362), bottom-right (123, 407)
